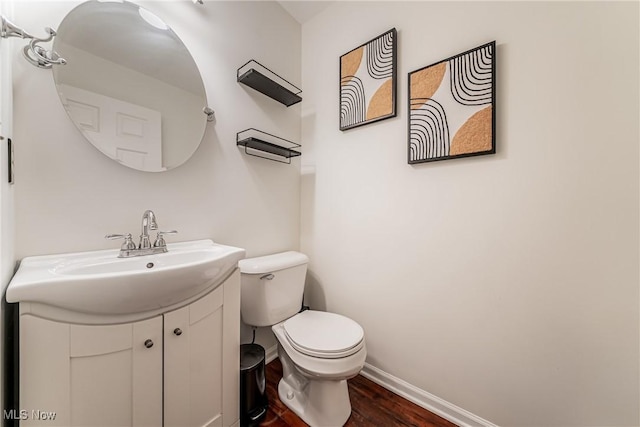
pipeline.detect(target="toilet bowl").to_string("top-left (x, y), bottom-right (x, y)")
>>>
top-left (239, 252), bottom-right (366, 427)
top-left (272, 310), bottom-right (366, 426)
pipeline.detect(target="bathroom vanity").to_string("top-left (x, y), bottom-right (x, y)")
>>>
top-left (6, 240), bottom-right (244, 427)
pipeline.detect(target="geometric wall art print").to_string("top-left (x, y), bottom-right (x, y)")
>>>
top-left (408, 41), bottom-right (495, 164)
top-left (340, 28), bottom-right (397, 131)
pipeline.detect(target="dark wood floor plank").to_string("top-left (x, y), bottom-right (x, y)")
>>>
top-left (260, 408), bottom-right (289, 427)
top-left (347, 375), bottom-right (454, 427)
top-left (259, 359), bottom-right (458, 427)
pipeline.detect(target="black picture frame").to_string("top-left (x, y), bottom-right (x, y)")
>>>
top-left (408, 41), bottom-right (496, 164)
top-left (339, 28), bottom-right (397, 131)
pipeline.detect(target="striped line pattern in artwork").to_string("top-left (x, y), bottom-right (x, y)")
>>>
top-left (366, 31), bottom-right (395, 80)
top-left (340, 75), bottom-right (366, 128)
top-left (449, 43), bottom-right (493, 106)
top-left (409, 98), bottom-right (450, 162)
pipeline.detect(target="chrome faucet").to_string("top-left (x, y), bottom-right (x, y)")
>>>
top-left (140, 209), bottom-right (158, 249)
top-left (106, 210), bottom-right (177, 258)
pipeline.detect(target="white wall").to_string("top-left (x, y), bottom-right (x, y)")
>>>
top-left (300, 2), bottom-right (639, 426)
top-left (12, 0), bottom-right (301, 258)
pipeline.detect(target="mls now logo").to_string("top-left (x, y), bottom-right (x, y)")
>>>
top-left (3, 409), bottom-right (57, 421)
top-left (3, 409), bottom-right (28, 420)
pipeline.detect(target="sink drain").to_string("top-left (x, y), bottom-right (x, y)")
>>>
top-left (146, 262), bottom-right (154, 269)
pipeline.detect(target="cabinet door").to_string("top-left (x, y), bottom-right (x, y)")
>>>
top-left (20, 315), bottom-right (163, 427)
top-left (164, 286), bottom-right (224, 427)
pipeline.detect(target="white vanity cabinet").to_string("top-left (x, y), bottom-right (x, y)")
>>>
top-left (18, 269), bottom-right (241, 427)
top-left (163, 276), bottom-right (238, 427)
top-left (20, 314), bottom-right (163, 426)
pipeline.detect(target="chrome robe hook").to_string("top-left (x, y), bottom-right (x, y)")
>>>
top-left (1, 15), bottom-right (66, 69)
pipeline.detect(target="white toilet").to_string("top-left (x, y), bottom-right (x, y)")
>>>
top-left (239, 251), bottom-right (366, 427)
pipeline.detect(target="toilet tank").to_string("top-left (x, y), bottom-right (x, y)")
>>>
top-left (239, 251), bottom-right (309, 327)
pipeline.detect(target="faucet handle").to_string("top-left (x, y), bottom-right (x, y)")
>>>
top-left (105, 233), bottom-right (136, 251)
top-left (154, 230), bottom-right (178, 248)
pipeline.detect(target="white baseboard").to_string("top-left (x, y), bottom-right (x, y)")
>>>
top-left (360, 363), bottom-right (498, 427)
top-left (264, 345), bottom-right (496, 427)
top-left (265, 344), bottom-right (278, 364)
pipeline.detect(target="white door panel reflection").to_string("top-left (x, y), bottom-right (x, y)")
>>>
top-left (60, 84), bottom-right (163, 171)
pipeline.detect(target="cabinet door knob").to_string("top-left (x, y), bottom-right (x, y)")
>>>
top-left (173, 328), bottom-right (183, 336)
top-left (144, 339), bottom-right (154, 348)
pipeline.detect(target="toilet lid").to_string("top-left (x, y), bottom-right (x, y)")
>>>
top-left (283, 310), bottom-right (364, 359)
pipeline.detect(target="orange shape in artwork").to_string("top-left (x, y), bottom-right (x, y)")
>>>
top-left (341, 47), bottom-right (364, 85)
top-left (409, 62), bottom-right (446, 109)
top-left (450, 106), bottom-right (493, 156)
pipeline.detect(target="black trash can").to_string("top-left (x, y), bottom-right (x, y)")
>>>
top-left (240, 343), bottom-right (268, 427)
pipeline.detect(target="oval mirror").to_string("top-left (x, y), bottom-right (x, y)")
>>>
top-left (52, 0), bottom-right (209, 172)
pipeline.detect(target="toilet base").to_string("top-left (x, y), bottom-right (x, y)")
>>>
top-left (277, 346), bottom-right (352, 427)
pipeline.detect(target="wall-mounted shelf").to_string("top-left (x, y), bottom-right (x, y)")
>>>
top-left (237, 60), bottom-right (302, 107)
top-left (237, 128), bottom-right (301, 164)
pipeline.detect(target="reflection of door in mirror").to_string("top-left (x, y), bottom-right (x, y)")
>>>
top-left (52, 0), bottom-right (208, 173)
top-left (60, 85), bottom-right (163, 171)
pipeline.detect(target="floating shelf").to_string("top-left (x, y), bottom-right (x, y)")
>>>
top-left (237, 60), bottom-right (302, 107)
top-left (237, 128), bottom-right (301, 164)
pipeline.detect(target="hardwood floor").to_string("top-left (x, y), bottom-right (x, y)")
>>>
top-left (258, 358), bottom-right (457, 427)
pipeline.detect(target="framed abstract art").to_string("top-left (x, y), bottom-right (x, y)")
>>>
top-left (340, 28), bottom-right (397, 131)
top-left (408, 41), bottom-right (496, 164)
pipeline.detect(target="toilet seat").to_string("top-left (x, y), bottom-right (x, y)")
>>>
top-left (283, 310), bottom-right (364, 359)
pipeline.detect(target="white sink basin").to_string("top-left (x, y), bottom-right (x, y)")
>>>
top-left (7, 240), bottom-right (245, 316)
